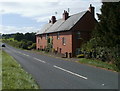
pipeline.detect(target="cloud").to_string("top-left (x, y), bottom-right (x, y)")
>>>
top-left (0, 0), bottom-right (102, 22)
top-left (0, 0), bottom-right (102, 34)
top-left (0, 25), bottom-right (39, 34)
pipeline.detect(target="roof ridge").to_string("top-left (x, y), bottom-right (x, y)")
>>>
top-left (69, 10), bottom-right (88, 17)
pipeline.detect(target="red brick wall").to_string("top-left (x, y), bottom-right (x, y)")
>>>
top-left (36, 11), bottom-right (97, 57)
top-left (71, 11), bottom-right (97, 56)
top-left (36, 31), bottom-right (73, 55)
top-left (51, 31), bottom-right (72, 55)
top-left (36, 34), bottom-right (47, 50)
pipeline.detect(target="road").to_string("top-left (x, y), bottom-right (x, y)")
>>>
top-left (2, 44), bottom-right (118, 89)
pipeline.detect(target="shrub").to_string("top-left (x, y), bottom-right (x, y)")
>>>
top-left (76, 54), bottom-right (84, 58)
top-left (28, 43), bottom-right (36, 50)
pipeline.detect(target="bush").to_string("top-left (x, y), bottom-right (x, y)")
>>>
top-left (28, 43), bottom-right (36, 50)
top-left (27, 41), bottom-right (33, 46)
top-left (81, 38), bottom-right (120, 71)
top-left (21, 42), bottom-right (28, 49)
top-left (76, 54), bottom-right (84, 58)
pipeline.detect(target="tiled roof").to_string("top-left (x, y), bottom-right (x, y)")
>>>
top-left (37, 10), bottom-right (87, 35)
top-left (55, 11), bottom-right (87, 32)
top-left (45, 19), bottom-right (64, 33)
top-left (36, 23), bottom-right (52, 34)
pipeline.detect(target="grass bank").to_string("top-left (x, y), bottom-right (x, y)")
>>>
top-left (78, 58), bottom-right (118, 72)
top-left (0, 48), bottom-right (2, 90)
top-left (2, 50), bottom-right (39, 89)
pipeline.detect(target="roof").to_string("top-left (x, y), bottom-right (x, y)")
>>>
top-left (45, 19), bottom-right (64, 33)
top-left (56, 11), bottom-right (87, 32)
top-left (37, 10), bottom-right (87, 35)
top-left (36, 23), bottom-right (52, 35)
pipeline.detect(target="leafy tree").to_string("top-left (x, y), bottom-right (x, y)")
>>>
top-left (24, 32), bottom-right (36, 43)
top-left (82, 2), bottom-right (120, 71)
top-left (93, 2), bottom-right (120, 47)
top-left (14, 33), bottom-right (24, 41)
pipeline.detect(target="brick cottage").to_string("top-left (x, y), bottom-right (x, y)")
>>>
top-left (36, 4), bottom-right (97, 57)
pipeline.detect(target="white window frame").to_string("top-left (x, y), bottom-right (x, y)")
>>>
top-left (62, 37), bottom-right (66, 45)
top-left (57, 32), bottom-right (60, 39)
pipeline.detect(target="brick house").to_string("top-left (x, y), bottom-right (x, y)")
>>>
top-left (36, 4), bottom-right (97, 57)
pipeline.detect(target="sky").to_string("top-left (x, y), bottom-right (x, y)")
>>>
top-left (0, 0), bottom-right (103, 34)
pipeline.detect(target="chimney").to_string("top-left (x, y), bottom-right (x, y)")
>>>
top-left (49, 20), bottom-right (51, 23)
top-left (51, 16), bottom-right (56, 24)
top-left (89, 4), bottom-right (95, 17)
top-left (63, 10), bottom-right (69, 20)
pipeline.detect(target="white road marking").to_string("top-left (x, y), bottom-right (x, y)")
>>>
top-left (102, 84), bottom-right (105, 86)
top-left (24, 54), bottom-right (30, 57)
top-left (34, 58), bottom-right (46, 63)
top-left (53, 65), bottom-right (88, 80)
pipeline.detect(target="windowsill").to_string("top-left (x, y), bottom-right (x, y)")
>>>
top-left (63, 43), bottom-right (66, 46)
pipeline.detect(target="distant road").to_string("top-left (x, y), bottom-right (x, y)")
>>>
top-left (3, 44), bottom-right (118, 89)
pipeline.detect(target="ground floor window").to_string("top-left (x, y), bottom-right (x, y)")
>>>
top-left (38, 39), bottom-right (40, 44)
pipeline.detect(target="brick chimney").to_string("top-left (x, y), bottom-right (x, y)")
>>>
top-left (89, 4), bottom-right (95, 17)
top-left (49, 20), bottom-right (51, 23)
top-left (51, 16), bottom-right (56, 24)
top-left (63, 10), bottom-right (69, 20)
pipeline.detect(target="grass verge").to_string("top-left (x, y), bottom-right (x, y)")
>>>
top-left (0, 48), bottom-right (2, 90)
top-left (78, 58), bottom-right (118, 72)
top-left (2, 50), bottom-right (39, 89)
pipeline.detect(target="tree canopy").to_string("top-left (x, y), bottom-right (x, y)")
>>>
top-left (93, 2), bottom-right (120, 47)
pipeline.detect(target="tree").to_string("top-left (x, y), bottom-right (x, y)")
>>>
top-left (14, 33), bottom-right (24, 41)
top-left (24, 32), bottom-right (36, 43)
top-left (82, 2), bottom-right (120, 71)
top-left (93, 2), bottom-right (120, 47)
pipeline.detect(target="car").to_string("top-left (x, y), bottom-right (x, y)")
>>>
top-left (2, 44), bottom-right (5, 47)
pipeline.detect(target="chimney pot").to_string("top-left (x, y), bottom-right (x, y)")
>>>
top-left (89, 4), bottom-right (95, 17)
top-left (51, 16), bottom-right (56, 24)
top-left (49, 20), bottom-right (51, 23)
top-left (63, 10), bottom-right (69, 20)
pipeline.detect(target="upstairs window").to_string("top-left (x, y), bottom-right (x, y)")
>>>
top-left (62, 37), bottom-right (66, 45)
top-left (46, 34), bottom-right (49, 39)
top-left (77, 31), bottom-right (81, 39)
top-left (57, 32), bottom-right (60, 39)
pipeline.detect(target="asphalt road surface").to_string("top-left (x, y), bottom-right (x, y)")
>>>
top-left (2, 44), bottom-right (118, 89)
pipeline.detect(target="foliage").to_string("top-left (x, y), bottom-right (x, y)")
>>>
top-left (46, 37), bottom-right (53, 52)
top-left (76, 54), bottom-right (84, 58)
top-left (14, 33), bottom-right (24, 41)
top-left (2, 39), bottom-right (35, 50)
top-left (2, 51), bottom-right (39, 89)
top-left (78, 58), bottom-right (118, 71)
top-left (28, 43), bottom-right (36, 50)
top-left (81, 2), bottom-right (120, 71)
top-left (2, 32), bottom-right (36, 43)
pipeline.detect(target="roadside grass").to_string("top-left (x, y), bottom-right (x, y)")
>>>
top-left (30, 50), bottom-right (119, 72)
top-left (0, 48), bottom-right (2, 90)
top-left (78, 58), bottom-right (118, 72)
top-left (2, 50), bottom-right (39, 89)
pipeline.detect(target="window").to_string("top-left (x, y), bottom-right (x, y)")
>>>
top-left (38, 39), bottom-right (40, 44)
top-left (62, 37), bottom-right (66, 45)
top-left (57, 32), bottom-right (60, 39)
top-left (46, 34), bottom-right (49, 39)
top-left (77, 31), bottom-right (81, 39)
top-left (40, 35), bottom-right (42, 39)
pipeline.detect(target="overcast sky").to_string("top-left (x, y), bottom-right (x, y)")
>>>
top-left (0, 0), bottom-right (103, 34)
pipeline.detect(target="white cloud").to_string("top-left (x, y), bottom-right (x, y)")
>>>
top-left (0, 25), bottom-right (39, 34)
top-left (0, 0), bottom-right (102, 21)
top-left (0, 0), bottom-right (102, 34)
